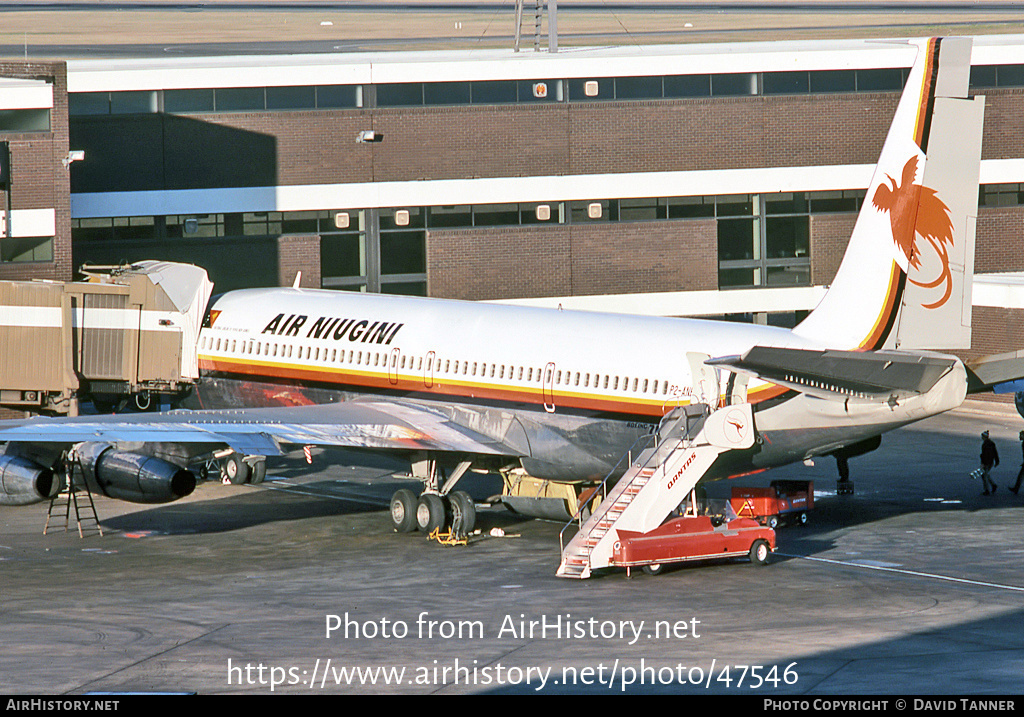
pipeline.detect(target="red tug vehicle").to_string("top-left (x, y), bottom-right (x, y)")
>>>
top-left (610, 489), bottom-right (776, 576)
top-left (729, 480), bottom-right (814, 529)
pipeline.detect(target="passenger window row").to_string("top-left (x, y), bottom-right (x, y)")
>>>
top-left (200, 332), bottom-right (675, 397)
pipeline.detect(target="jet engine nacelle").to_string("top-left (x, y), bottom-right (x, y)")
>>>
top-left (0, 454), bottom-right (62, 506)
top-left (76, 442), bottom-right (196, 504)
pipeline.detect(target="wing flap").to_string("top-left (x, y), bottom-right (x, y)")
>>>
top-left (708, 346), bottom-right (958, 401)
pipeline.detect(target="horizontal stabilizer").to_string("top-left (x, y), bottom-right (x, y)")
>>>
top-left (965, 350), bottom-right (1024, 394)
top-left (708, 346), bottom-right (958, 401)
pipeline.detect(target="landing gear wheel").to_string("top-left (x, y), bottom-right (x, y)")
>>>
top-left (222, 454), bottom-right (250, 485)
top-left (449, 490), bottom-right (476, 537)
top-left (749, 539), bottom-right (770, 565)
top-left (642, 563), bottom-right (663, 576)
top-left (249, 459), bottom-right (267, 485)
top-left (391, 489), bottom-right (418, 533)
top-left (416, 494), bottom-right (447, 534)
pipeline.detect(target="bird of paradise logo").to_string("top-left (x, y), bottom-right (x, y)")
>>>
top-left (871, 156), bottom-right (955, 309)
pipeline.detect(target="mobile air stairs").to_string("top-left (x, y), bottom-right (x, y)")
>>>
top-left (556, 398), bottom-right (756, 579)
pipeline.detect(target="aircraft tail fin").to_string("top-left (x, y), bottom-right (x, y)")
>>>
top-left (793, 38), bottom-right (984, 351)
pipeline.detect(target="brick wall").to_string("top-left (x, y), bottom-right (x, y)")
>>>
top-left (372, 105), bottom-right (569, 182)
top-left (569, 93), bottom-right (898, 175)
top-left (276, 234), bottom-right (321, 289)
top-left (0, 60), bottom-right (70, 282)
top-left (976, 89), bottom-right (1024, 162)
top-left (162, 111), bottom-right (377, 188)
top-left (427, 218), bottom-right (716, 300)
top-left (64, 85), bottom-right (1024, 193)
top-left (567, 219), bottom-right (718, 296)
top-left (963, 307), bottom-right (1024, 363)
top-left (976, 205), bottom-right (1024, 274)
top-left (427, 224), bottom-right (572, 300)
top-left (70, 92), bottom-right (911, 191)
top-left (808, 213), bottom-right (858, 286)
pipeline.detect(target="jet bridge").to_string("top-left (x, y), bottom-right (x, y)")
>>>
top-left (0, 261), bottom-right (213, 416)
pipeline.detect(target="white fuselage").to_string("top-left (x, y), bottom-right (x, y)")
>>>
top-left (198, 288), bottom-right (818, 419)
top-left (193, 287), bottom-right (966, 482)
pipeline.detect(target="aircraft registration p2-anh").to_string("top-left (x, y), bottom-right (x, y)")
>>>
top-left (0, 37), bottom-right (994, 576)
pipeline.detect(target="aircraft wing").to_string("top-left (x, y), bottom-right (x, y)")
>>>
top-left (707, 346), bottom-right (960, 402)
top-left (0, 398), bottom-right (514, 458)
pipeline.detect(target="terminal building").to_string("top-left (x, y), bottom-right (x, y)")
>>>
top-left (0, 35), bottom-right (1023, 365)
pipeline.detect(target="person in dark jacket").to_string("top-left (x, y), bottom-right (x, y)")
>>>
top-left (981, 430), bottom-right (999, 495)
top-left (1011, 430), bottom-right (1024, 495)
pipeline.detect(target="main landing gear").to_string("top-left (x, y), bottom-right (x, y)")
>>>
top-left (389, 457), bottom-right (477, 537)
top-left (197, 452), bottom-right (266, 485)
top-left (836, 455), bottom-right (854, 496)
top-left (390, 489), bottom-right (477, 536)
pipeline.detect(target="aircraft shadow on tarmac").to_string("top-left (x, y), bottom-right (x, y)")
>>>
top-left (98, 419), bottom-right (1024, 540)
top-left (96, 468), bottom-right (513, 536)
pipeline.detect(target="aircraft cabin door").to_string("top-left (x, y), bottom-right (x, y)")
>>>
top-left (543, 362), bottom-right (556, 413)
top-left (389, 347), bottom-right (401, 385)
top-left (687, 351), bottom-right (719, 408)
top-left (424, 350), bottom-right (435, 388)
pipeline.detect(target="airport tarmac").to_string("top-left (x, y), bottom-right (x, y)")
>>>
top-left (1, 399), bottom-right (1023, 695)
